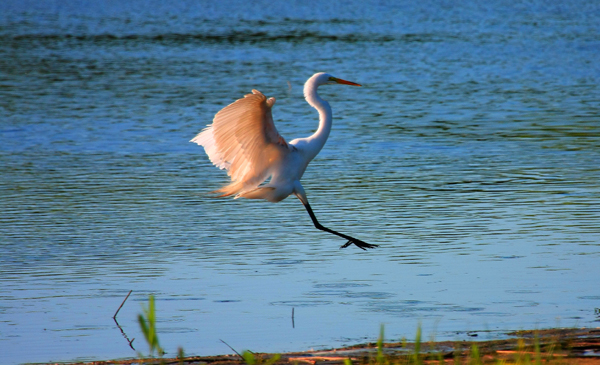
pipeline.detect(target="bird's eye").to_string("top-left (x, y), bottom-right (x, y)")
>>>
top-left (328, 77), bottom-right (336, 81)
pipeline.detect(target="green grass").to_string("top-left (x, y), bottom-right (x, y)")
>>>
top-left (352, 325), bottom-right (567, 365)
top-left (137, 295), bottom-right (164, 358)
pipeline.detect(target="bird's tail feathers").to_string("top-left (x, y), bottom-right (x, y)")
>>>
top-left (210, 182), bottom-right (278, 202)
top-left (236, 187), bottom-right (276, 200)
top-left (211, 181), bottom-right (245, 198)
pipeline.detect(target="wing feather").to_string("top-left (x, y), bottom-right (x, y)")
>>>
top-left (191, 89), bottom-right (289, 197)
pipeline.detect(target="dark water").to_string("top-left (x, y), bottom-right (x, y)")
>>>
top-left (1, 1), bottom-right (599, 364)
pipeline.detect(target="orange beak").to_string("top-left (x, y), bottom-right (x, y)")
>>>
top-left (333, 77), bottom-right (362, 87)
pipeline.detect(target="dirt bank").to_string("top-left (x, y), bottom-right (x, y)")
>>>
top-left (39, 328), bottom-right (600, 365)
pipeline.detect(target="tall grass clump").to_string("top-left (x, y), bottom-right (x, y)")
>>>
top-left (363, 324), bottom-right (425, 365)
top-left (354, 326), bottom-right (562, 365)
top-left (242, 350), bottom-right (281, 365)
top-left (377, 324), bottom-right (387, 365)
top-left (138, 294), bottom-right (165, 357)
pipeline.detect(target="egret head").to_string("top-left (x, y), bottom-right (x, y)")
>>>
top-left (311, 72), bottom-right (362, 87)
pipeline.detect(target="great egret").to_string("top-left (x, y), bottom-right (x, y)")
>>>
top-left (191, 72), bottom-right (377, 250)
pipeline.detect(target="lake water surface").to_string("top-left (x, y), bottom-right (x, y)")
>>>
top-left (1, 1), bottom-right (599, 364)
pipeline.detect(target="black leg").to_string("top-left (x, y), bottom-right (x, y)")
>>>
top-left (302, 201), bottom-right (378, 250)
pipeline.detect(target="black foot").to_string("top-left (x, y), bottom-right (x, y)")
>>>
top-left (340, 238), bottom-right (379, 250)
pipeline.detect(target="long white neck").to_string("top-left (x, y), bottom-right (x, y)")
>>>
top-left (303, 77), bottom-right (332, 161)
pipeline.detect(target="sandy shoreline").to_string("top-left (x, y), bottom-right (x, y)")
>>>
top-left (34, 328), bottom-right (600, 365)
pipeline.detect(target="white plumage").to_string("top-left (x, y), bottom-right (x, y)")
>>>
top-left (191, 72), bottom-right (377, 250)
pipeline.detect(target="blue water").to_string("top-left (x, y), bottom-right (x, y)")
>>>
top-left (1, 1), bottom-right (599, 364)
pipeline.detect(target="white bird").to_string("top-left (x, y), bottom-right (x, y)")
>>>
top-left (191, 72), bottom-right (377, 250)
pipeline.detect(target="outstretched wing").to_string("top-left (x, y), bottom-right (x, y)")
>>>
top-left (191, 89), bottom-right (290, 197)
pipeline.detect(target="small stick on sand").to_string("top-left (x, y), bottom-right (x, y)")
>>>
top-left (113, 290), bottom-right (132, 319)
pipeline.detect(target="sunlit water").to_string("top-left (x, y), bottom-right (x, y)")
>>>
top-left (1, 1), bottom-right (599, 364)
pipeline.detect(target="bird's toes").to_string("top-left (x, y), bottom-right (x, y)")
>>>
top-left (358, 241), bottom-right (379, 250)
top-left (340, 240), bottom-right (353, 249)
top-left (339, 239), bottom-right (378, 250)
top-left (352, 239), bottom-right (378, 250)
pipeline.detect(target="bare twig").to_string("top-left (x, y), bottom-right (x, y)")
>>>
top-left (292, 307), bottom-right (295, 329)
top-left (113, 290), bottom-right (132, 319)
top-left (220, 339), bottom-right (243, 359)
